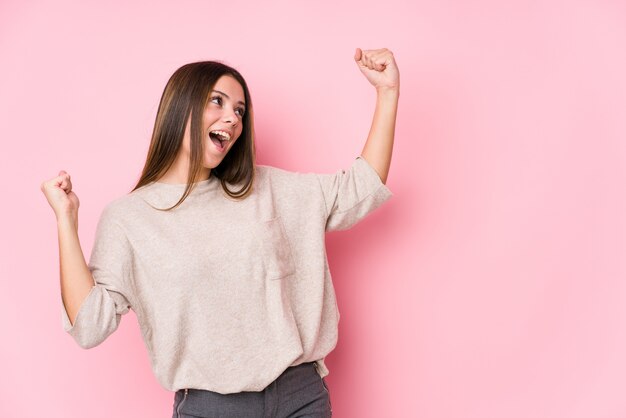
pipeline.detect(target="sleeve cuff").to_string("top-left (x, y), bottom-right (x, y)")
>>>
top-left (353, 156), bottom-right (393, 202)
top-left (61, 285), bottom-right (97, 333)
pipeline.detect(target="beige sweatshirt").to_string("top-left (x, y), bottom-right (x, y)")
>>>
top-left (61, 156), bottom-right (393, 394)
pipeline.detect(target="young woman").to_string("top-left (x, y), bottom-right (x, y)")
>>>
top-left (42, 47), bottom-right (399, 418)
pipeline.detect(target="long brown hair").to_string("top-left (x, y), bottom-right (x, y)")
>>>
top-left (131, 61), bottom-right (256, 211)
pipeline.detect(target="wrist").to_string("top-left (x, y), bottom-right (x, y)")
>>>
top-left (57, 212), bottom-right (78, 230)
top-left (376, 85), bottom-right (400, 96)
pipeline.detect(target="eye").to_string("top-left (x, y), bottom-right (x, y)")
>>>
top-left (211, 95), bottom-right (245, 118)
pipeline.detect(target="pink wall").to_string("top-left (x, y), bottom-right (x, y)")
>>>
top-left (2, 0), bottom-right (625, 417)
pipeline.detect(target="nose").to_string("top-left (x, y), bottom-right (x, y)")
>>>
top-left (222, 106), bottom-right (239, 126)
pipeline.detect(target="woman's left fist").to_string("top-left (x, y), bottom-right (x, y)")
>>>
top-left (354, 47), bottom-right (399, 91)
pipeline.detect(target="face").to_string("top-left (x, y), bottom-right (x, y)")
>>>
top-left (180, 74), bottom-right (246, 179)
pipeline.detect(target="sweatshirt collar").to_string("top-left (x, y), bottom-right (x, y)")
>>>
top-left (133, 175), bottom-right (221, 209)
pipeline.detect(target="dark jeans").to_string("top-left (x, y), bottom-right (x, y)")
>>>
top-left (172, 361), bottom-right (332, 418)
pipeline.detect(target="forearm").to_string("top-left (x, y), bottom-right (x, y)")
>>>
top-left (57, 214), bottom-right (95, 326)
top-left (360, 86), bottom-right (399, 184)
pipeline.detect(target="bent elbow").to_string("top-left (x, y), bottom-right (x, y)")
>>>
top-left (75, 334), bottom-right (106, 350)
top-left (61, 285), bottom-right (128, 349)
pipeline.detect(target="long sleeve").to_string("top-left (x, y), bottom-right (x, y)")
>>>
top-left (316, 156), bottom-right (393, 232)
top-left (61, 203), bottom-right (134, 349)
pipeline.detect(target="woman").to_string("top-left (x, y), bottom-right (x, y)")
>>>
top-left (41, 47), bottom-right (399, 418)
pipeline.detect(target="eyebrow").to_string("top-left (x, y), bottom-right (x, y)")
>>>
top-left (211, 90), bottom-right (246, 107)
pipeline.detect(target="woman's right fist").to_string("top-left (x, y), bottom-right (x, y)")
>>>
top-left (41, 170), bottom-right (80, 220)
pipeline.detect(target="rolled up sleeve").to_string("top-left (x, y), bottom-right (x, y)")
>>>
top-left (61, 204), bottom-right (134, 349)
top-left (316, 156), bottom-right (393, 232)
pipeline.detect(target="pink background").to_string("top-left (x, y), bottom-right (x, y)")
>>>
top-left (1, 0), bottom-right (625, 417)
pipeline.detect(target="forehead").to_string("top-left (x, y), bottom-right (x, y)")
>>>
top-left (212, 75), bottom-right (245, 104)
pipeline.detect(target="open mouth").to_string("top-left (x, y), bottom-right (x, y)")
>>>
top-left (209, 131), bottom-right (230, 151)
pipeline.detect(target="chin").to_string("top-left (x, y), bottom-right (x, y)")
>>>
top-left (203, 156), bottom-right (225, 169)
